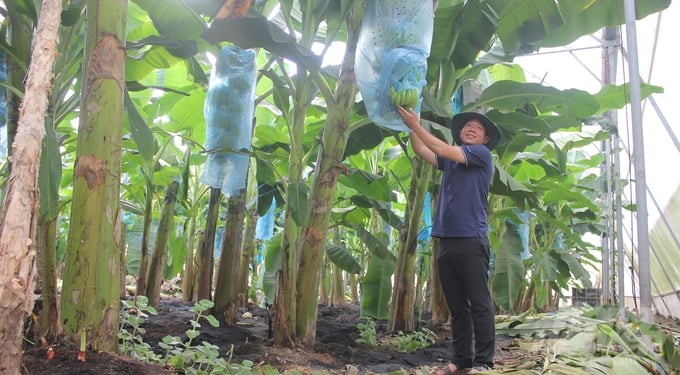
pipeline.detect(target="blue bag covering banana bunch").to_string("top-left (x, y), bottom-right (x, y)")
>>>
top-left (389, 86), bottom-right (420, 109)
top-left (200, 46), bottom-right (257, 197)
top-left (383, 47), bottom-right (427, 110)
top-left (356, 0), bottom-right (433, 132)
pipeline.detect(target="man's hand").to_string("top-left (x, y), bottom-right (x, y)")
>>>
top-left (396, 106), bottom-right (420, 130)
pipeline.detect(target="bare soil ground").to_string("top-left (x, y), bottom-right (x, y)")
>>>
top-left (20, 297), bottom-right (538, 374)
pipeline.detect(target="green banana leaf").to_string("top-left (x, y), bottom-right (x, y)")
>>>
top-left (325, 244), bottom-right (361, 275)
top-left (492, 218), bottom-right (527, 312)
top-left (360, 253), bottom-right (395, 320)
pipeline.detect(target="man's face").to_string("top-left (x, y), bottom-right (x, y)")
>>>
top-left (459, 119), bottom-right (489, 146)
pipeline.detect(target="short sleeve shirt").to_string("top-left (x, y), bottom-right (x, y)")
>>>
top-left (432, 144), bottom-right (494, 238)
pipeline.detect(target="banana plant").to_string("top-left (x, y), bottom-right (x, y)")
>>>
top-left (37, 1), bottom-right (85, 341)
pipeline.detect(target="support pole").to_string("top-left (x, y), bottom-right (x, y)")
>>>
top-left (624, 0), bottom-right (652, 323)
top-left (601, 27), bottom-right (618, 306)
top-left (602, 26), bottom-right (628, 319)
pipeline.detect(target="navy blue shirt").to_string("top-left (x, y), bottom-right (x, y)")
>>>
top-left (431, 144), bottom-right (493, 238)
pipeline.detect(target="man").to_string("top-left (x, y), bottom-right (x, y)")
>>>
top-left (397, 106), bottom-right (500, 374)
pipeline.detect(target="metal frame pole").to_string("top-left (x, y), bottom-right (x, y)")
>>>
top-left (624, 0), bottom-right (652, 323)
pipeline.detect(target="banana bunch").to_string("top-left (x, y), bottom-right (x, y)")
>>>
top-left (389, 86), bottom-right (419, 109)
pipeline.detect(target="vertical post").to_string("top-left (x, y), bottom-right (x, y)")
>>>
top-left (614, 144), bottom-right (626, 320)
top-left (600, 27), bottom-right (614, 302)
top-left (601, 138), bottom-right (611, 302)
top-left (602, 26), bottom-right (627, 317)
top-left (623, 0), bottom-right (652, 323)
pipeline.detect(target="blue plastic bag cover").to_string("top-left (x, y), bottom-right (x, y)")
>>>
top-left (200, 46), bottom-right (257, 197)
top-left (355, 0), bottom-right (433, 131)
top-left (255, 198), bottom-right (276, 241)
top-left (417, 192), bottom-right (432, 247)
top-left (505, 209), bottom-right (531, 260)
top-left (453, 84), bottom-right (464, 114)
top-left (214, 226), bottom-right (224, 258)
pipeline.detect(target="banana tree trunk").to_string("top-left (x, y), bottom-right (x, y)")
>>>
top-left (328, 228), bottom-right (344, 307)
top-left (120, 222), bottom-right (127, 299)
top-left (520, 279), bottom-right (536, 312)
top-left (330, 263), bottom-right (345, 307)
top-left (191, 231), bottom-right (205, 302)
top-left (60, 0), bottom-right (127, 352)
top-left (414, 251), bottom-right (428, 318)
top-left (389, 159), bottom-right (432, 332)
top-left (145, 180), bottom-right (179, 308)
top-left (180, 149), bottom-right (197, 302)
top-left (349, 273), bottom-right (359, 304)
top-left (136, 177), bottom-right (154, 296)
top-left (238, 205), bottom-right (258, 306)
top-left (197, 188), bottom-right (221, 301)
top-left (319, 261), bottom-right (329, 305)
top-left (36, 115), bottom-right (63, 341)
top-left (274, 107), bottom-right (306, 346)
top-left (0, 3), bottom-right (61, 372)
top-left (430, 236), bottom-right (450, 323)
top-left (36, 216), bottom-right (62, 340)
top-left (214, 188), bottom-right (247, 324)
top-left (182, 215), bottom-right (197, 301)
top-left (273, 45), bottom-right (320, 347)
top-left (295, 0), bottom-right (365, 346)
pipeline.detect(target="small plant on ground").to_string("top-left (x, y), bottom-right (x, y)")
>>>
top-left (356, 318), bottom-right (380, 347)
top-left (356, 318), bottom-right (438, 352)
top-left (158, 299), bottom-right (254, 374)
top-left (119, 296), bottom-right (163, 363)
top-left (396, 327), bottom-right (438, 352)
top-left (119, 297), bottom-right (257, 374)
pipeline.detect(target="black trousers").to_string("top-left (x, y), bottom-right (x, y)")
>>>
top-left (437, 237), bottom-right (495, 369)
